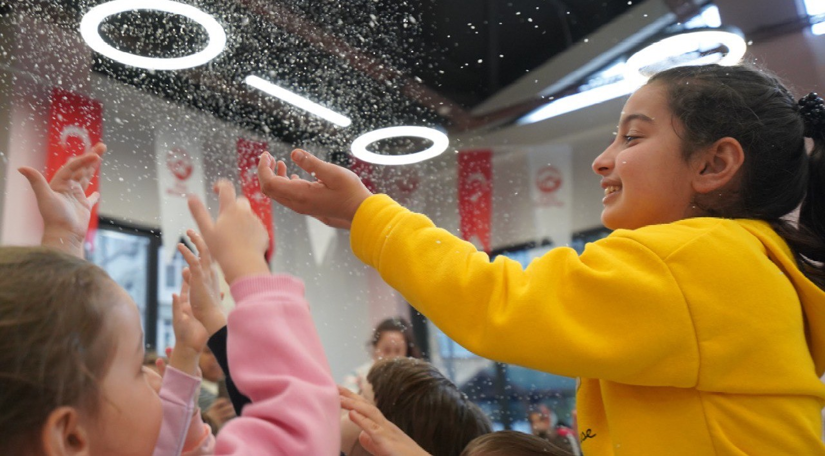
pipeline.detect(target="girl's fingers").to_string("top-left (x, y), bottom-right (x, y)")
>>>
top-left (187, 195), bottom-right (215, 235)
top-left (214, 179), bottom-right (237, 213)
top-left (88, 191), bottom-right (101, 207)
top-left (187, 229), bottom-right (212, 266)
top-left (18, 167), bottom-right (51, 201)
top-left (290, 149), bottom-right (340, 186)
top-left (349, 409), bottom-right (380, 434)
top-left (178, 243), bottom-right (199, 269)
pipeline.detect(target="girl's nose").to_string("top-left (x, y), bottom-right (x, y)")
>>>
top-left (592, 145), bottom-right (615, 176)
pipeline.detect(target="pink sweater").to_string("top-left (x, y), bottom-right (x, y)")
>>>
top-left (154, 275), bottom-right (341, 455)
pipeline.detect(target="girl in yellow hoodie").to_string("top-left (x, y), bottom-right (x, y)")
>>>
top-left (258, 64), bottom-right (825, 456)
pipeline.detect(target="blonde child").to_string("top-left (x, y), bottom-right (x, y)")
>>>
top-left (258, 63), bottom-right (825, 455)
top-left (3, 148), bottom-right (340, 455)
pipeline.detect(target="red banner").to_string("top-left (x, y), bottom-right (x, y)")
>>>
top-left (47, 88), bottom-right (103, 250)
top-left (237, 138), bottom-right (275, 260)
top-left (458, 150), bottom-right (493, 252)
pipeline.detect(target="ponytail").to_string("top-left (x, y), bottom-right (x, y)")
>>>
top-left (771, 93), bottom-right (825, 289)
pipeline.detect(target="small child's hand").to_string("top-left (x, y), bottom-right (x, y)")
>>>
top-left (339, 386), bottom-right (432, 456)
top-left (257, 149), bottom-right (372, 229)
top-left (188, 180), bottom-right (270, 285)
top-left (169, 278), bottom-right (209, 376)
top-left (20, 142), bottom-right (106, 258)
top-left (178, 230), bottom-right (227, 336)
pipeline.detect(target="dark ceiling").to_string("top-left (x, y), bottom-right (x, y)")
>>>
top-left (10, 0), bottom-right (639, 150)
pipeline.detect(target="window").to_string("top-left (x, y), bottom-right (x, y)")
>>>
top-left (89, 219), bottom-right (186, 352)
top-left (803, 0), bottom-right (825, 35)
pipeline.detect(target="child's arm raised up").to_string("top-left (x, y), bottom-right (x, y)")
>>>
top-left (257, 149), bottom-right (372, 229)
top-left (20, 143), bottom-right (106, 258)
top-left (154, 279), bottom-right (216, 456)
top-left (178, 230), bottom-right (251, 415)
top-left (188, 180), bottom-right (340, 455)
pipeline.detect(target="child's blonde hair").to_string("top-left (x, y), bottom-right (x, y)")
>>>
top-left (0, 247), bottom-right (115, 453)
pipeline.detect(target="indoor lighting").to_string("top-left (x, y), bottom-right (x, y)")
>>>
top-left (623, 29), bottom-right (747, 85)
top-left (245, 75), bottom-right (352, 128)
top-left (518, 79), bottom-right (637, 125)
top-left (80, 0), bottom-right (226, 71)
top-left (351, 126), bottom-right (449, 165)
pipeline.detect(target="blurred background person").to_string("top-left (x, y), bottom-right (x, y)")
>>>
top-left (342, 317), bottom-right (422, 393)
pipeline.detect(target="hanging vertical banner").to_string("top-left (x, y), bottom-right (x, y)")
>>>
top-left (528, 145), bottom-right (573, 247)
top-left (46, 88), bottom-right (103, 249)
top-left (156, 129), bottom-right (206, 260)
top-left (237, 138), bottom-right (275, 260)
top-left (458, 150), bottom-right (493, 252)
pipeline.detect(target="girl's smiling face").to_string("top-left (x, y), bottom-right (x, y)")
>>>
top-left (592, 82), bottom-right (702, 230)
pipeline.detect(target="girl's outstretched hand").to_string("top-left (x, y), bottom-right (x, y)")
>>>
top-left (20, 142), bottom-right (106, 258)
top-left (178, 230), bottom-right (227, 336)
top-left (257, 149), bottom-right (372, 230)
top-left (188, 180), bottom-right (270, 285)
top-left (339, 386), bottom-right (431, 456)
top-left (169, 278), bottom-right (209, 377)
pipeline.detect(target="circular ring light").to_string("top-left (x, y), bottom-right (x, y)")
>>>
top-left (80, 0), bottom-right (227, 70)
top-left (351, 126), bottom-right (449, 166)
top-left (624, 29), bottom-right (747, 86)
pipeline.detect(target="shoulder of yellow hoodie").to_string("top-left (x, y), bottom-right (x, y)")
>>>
top-left (614, 217), bottom-right (825, 380)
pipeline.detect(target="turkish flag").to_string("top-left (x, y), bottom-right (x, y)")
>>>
top-left (458, 150), bottom-right (493, 252)
top-left (46, 88), bottom-right (103, 250)
top-left (237, 138), bottom-right (275, 260)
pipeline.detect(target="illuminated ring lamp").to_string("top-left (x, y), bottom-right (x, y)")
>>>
top-left (80, 0), bottom-right (226, 70)
top-left (351, 126), bottom-right (449, 166)
top-left (624, 29), bottom-right (747, 86)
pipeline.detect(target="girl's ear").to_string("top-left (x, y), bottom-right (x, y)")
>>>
top-left (41, 406), bottom-right (90, 456)
top-left (692, 136), bottom-right (745, 194)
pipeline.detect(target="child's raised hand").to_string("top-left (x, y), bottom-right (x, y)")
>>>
top-left (257, 149), bottom-right (372, 229)
top-left (188, 180), bottom-right (270, 285)
top-left (339, 386), bottom-right (431, 456)
top-left (169, 278), bottom-right (209, 377)
top-left (20, 142), bottom-right (106, 258)
top-left (177, 230), bottom-right (227, 336)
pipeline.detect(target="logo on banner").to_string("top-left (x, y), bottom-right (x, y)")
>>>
top-left (165, 148), bottom-right (194, 197)
top-left (466, 172), bottom-right (490, 202)
top-left (59, 125), bottom-right (93, 152)
top-left (535, 165), bottom-right (564, 207)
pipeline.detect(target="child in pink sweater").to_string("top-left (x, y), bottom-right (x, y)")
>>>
top-left (3, 147), bottom-right (339, 455)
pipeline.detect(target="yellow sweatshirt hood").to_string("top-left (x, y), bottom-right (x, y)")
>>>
top-left (739, 219), bottom-right (825, 377)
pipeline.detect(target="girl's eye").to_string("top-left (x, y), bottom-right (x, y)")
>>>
top-left (623, 135), bottom-right (639, 145)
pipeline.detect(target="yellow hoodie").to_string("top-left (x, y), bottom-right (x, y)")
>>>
top-left (351, 195), bottom-right (825, 456)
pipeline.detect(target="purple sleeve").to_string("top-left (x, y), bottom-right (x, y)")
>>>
top-left (214, 275), bottom-right (340, 456)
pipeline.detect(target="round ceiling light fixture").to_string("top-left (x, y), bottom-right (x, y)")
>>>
top-left (624, 29), bottom-right (747, 86)
top-left (80, 0), bottom-right (227, 71)
top-left (351, 126), bottom-right (450, 166)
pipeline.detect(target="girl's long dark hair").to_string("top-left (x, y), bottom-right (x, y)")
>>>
top-left (649, 64), bottom-right (825, 290)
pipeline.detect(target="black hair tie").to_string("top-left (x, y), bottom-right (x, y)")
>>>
top-left (798, 92), bottom-right (825, 139)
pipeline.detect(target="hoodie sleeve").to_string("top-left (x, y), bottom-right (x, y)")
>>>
top-left (350, 194), bottom-right (700, 387)
top-left (213, 275), bottom-right (340, 456)
top-left (153, 366), bottom-right (215, 456)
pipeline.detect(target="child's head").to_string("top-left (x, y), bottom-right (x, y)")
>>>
top-left (341, 357), bottom-right (491, 456)
top-left (0, 247), bottom-right (162, 455)
top-left (460, 430), bottom-right (573, 456)
top-left (369, 317), bottom-right (422, 361)
top-left (593, 63), bottom-right (818, 232)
